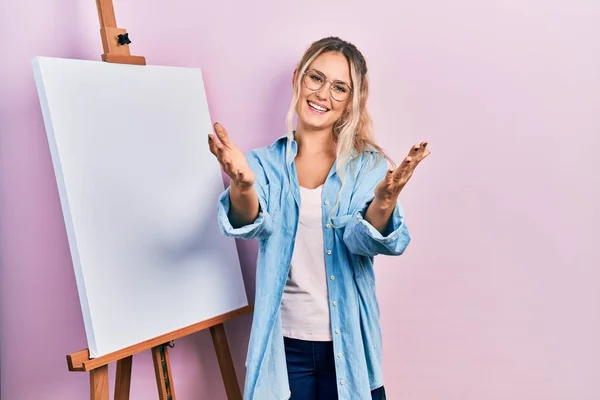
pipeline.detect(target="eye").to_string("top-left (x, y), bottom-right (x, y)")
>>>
top-left (310, 73), bottom-right (323, 83)
top-left (333, 84), bottom-right (347, 93)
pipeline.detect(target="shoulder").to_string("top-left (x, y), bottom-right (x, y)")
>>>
top-left (349, 149), bottom-right (389, 183)
top-left (246, 135), bottom-right (287, 163)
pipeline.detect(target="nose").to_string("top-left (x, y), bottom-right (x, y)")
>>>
top-left (315, 81), bottom-right (330, 100)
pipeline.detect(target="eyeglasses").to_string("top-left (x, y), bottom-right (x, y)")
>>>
top-left (302, 69), bottom-right (353, 102)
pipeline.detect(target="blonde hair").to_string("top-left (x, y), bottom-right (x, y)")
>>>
top-left (285, 37), bottom-right (393, 212)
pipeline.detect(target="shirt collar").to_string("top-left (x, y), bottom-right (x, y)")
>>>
top-left (276, 132), bottom-right (339, 178)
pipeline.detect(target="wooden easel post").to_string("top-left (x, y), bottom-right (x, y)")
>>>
top-left (152, 343), bottom-right (175, 400)
top-left (68, 306), bottom-right (253, 400)
top-left (65, 2), bottom-right (254, 399)
top-left (96, 0), bottom-right (145, 65)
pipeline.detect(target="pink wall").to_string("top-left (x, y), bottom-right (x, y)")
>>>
top-left (2, 0), bottom-right (599, 399)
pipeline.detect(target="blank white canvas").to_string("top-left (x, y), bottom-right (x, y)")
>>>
top-left (31, 56), bottom-right (248, 358)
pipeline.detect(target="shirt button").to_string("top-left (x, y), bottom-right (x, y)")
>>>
top-left (326, 223), bottom-right (331, 229)
top-left (340, 379), bottom-right (345, 385)
top-left (330, 275), bottom-right (335, 280)
top-left (327, 249), bottom-right (332, 255)
top-left (332, 301), bottom-right (337, 306)
top-left (335, 328), bottom-right (340, 334)
top-left (324, 200), bottom-right (330, 205)
top-left (337, 352), bottom-right (343, 358)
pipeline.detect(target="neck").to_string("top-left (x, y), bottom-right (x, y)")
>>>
top-left (294, 125), bottom-right (336, 158)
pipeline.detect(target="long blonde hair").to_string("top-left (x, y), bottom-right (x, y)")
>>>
top-left (285, 37), bottom-right (393, 211)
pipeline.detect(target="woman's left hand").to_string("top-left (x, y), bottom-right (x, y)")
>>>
top-left (374, 141), bottom-right (430, 205)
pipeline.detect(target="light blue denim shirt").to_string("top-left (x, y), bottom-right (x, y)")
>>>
top-left (216, 135), bottom-right (411, 400)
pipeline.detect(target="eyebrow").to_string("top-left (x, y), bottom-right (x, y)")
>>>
top-left (311, 68), bottom-right (351, 86)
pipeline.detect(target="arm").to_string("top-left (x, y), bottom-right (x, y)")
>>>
top-left (365, 142), bottom-right (430, 234)
top-left (339, 160), bottom-right (410, 257)
top-left (365, 141), bottom-right (429, 235)
top-left (228, 183), bottom-right (259, 228)
top-left (363, 196), bottom-right (396, 235)
top-left (338, 142), bottom-right (430, 257)
top-left (209, 123), bottom-right (273, 241)
top-left (216, 175), bottom-right (273, 241)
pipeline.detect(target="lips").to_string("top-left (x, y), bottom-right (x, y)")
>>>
top-left (307, 100), bottom-right (330, 113)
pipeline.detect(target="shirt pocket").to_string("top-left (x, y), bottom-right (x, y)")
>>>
top-left (263, 182), bottom-right (281, 218)
top-left (329, 214), bottom-right (351, 242)
top-left (330, 214), bottom-right (368, 281)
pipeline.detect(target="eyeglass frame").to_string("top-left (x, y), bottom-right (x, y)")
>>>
top-left (301, 69), bottom-right (353, 102)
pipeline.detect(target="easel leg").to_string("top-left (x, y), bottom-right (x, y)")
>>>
top-left (90, 365), bottom-right (109, 400)
top-left (210, 323), bottom-right (242, 400)
top-left (152, 344), bottom-right (176, 400)
top-left (114, 356), bottom-right (133, 400)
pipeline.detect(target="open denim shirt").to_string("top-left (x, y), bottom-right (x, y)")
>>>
top-left (216, 135), bottom-right (411, 400)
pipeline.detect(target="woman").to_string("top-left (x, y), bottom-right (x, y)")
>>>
top-left (208, 36), bottom-right (429, 400)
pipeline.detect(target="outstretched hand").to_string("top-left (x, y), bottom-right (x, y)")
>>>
top-left (374, 141), bottom-right (430, 204)
top-left (208, 123), bottom-right (255, 189)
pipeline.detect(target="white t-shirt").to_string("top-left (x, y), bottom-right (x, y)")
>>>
top-left (280, 185), bottom-right (332, 341)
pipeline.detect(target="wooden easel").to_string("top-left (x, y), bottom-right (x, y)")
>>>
top-left (68, 306), bottom-right (252, 400)
top-left (66, 2), bottom-right (254, 399)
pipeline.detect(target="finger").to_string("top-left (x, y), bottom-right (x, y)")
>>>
top-left (214, 140), bottom-right (225, 157)
top-left (210, 136), bottom-right (237, 178)
top-left (210, 135), bottom-right (228, 163)
top-left (213, 122), bottom-right (232, 147)
top-left (208, 134), bottom-right (219, 156)
top-left (385, 169), bottom-right (394, 185)
top-left (392, 156), bottom-right (412, 181)
top-left (416, 141), bottom-right (430, 161)
top-left (214, 142), bottom-right (230, 166)
top-left (385, 169), bottom-right (401, 194)
top-left (218, 153), bottom-right (236, 176)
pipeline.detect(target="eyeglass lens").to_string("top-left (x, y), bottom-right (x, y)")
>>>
top-left (303, 70), bottom-right (351, 101)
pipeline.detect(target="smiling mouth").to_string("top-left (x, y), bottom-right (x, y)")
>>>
top-left (307, 100), bottom-right (330, 113)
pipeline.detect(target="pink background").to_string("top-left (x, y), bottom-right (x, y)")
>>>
top-left (1, 0), bottom-right (599, 399)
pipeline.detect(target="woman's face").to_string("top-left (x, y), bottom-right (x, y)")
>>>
top-left (295, 51), bottom-right (353, 133)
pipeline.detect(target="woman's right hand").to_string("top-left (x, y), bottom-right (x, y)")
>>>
top-left (208, 123), bottom-right (255, 189)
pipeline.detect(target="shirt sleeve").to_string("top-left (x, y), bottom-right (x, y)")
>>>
top-left (334, 153), bottom-right (411, 257)
top-left (216, 151), bottom-right (274, 241)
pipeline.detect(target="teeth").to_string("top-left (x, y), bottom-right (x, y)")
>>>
top-left (309, 101), bottom-right (328, 112)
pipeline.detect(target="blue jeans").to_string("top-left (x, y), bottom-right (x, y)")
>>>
top-left (284, 336), bottom-right (386, 399)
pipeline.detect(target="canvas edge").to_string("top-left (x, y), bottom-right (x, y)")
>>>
top-left (30, 56), bottom-right (100, 358)
top-left (195, 68), bottom-right (249, 307)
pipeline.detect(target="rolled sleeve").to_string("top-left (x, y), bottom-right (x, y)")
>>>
top-left (342, 199), bottom-right (411, 256)
top-left (216, 185), bottom-right (273, 241)
top-left (331, 152), bottom-right (412, 257)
